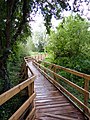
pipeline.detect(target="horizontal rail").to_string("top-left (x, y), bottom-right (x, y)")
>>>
top-left (9, 93), bottom-right (36, 120)
top-left (33, 61), bottom-right (90, 118)
top-left (0, 57), bottom-right (36, 120)
top-left (33, 61), bottom-right (89, 96)
top-left (40, 61), bottom-right (90, 80)
top-left (0, 76), bottom-right (36, 106)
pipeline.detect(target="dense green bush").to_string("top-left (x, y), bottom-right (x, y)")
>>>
top-left (46, 15), bottom-right (90, 73)
top-left (46, 15), bottom-right (90, 105)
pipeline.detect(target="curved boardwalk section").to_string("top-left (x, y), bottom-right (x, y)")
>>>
top-left (29, 62), bottom-right (86, 120)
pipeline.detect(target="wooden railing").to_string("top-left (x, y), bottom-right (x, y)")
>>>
top-left (31, 53), bottom-right (47, 61)
top-left (33, 60), bottom-right (90, 119)
top-left (0, 54), bottom-right (89, 119)
top-left (0, 57), bottom-right (36, 120)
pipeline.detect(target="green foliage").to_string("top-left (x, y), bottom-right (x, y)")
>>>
top-left (0, 40), bottom-right (31, 119)
top-left (26, 37), bottom-right (36, 53)
top-left (46, 15), bottom-right (90, 73)
top-left (32, 23), bottom-right (48, 52)
top-left (0, 0), bottom-right (90, 119)
top-left (46, 15), bottom-right (90, 105)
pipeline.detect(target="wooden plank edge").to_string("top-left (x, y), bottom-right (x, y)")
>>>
top-left (44, 113), bottom-right (78, 120)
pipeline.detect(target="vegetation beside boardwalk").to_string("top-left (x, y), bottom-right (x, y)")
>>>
top-left (45, 15), bottom-right (90, 106)
top-left (0, 0), bottom-right (90, 118)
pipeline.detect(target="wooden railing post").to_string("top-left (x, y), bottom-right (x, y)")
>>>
top-left (21, 61), bottom-right (28, 80)
top-left (84, 79), bottom-right (89, 113)
top-left (27, 60), bottom-right (34, 96)
top-left (27, 68), bottom-right (35, 119)
top-left (28, 82), bottom-right (34, 97)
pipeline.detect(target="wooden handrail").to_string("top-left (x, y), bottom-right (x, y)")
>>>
top-left (40, 61), bottom-right (90, 80)
top-left (33, 61), bottom-right (89, 95)
top-left (40, 61), bottom-right (90, 115)
top-left (9, 93), bottom-right (36, 120)
top-left (30, 53), bottom-right (48, 61)
top-left (33, 60), bottom-right (90, 118)
top-left (0, 57), bottom-right (36, 120)
top-left (0, 76), bottom-right (36, 106)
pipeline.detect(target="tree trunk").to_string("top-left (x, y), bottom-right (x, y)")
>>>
top-left (0, 56), bottom-right (10, 94)
top-left (0, 0), bottom-right (29, 93)
top-left (0, 0), bottom-right (15, 93)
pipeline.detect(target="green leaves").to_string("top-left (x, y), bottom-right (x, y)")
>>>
top-left (46, 15), bottom-right (90, 73)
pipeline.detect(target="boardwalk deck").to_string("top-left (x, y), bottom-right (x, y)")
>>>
top-left (29, 62), bottom-right (86, 120)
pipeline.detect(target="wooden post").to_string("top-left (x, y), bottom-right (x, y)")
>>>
top-left (28, 82), bottom-right (34, 97)
top-left (21, 62), bottom-right (28, 80)
top-left (84, 79), bottom-right (89, 113)
top-left (28, 78), bottom-right (35, 118)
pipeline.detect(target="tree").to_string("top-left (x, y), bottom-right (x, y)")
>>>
top-left (32, 24), bottom-right (48, 52)
top-left (46, 15), bottom-right (90, 73)
top-left (0, 0), bottom-right (89, 92)
top-left (0, 0), bottom-right (31, 92)
top-left (25, 36), bottom-right (36, 52)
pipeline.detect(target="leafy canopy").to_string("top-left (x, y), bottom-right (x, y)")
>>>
top-left (46, 15), bottom-right (90, 73)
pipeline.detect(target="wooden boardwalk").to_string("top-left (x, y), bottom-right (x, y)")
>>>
top-left (29, 62), bottom-right (86, 120)
top-left (0, 56), bottom-right (89, 120)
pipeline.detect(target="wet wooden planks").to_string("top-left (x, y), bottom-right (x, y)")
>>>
top-left (28, 62), bottom-right (86, 120)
